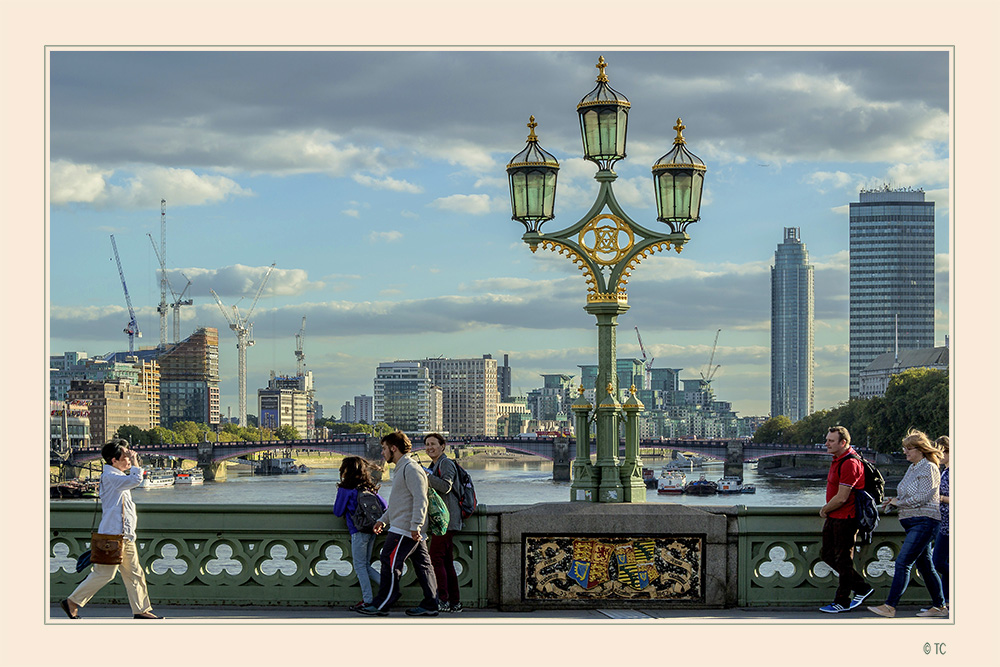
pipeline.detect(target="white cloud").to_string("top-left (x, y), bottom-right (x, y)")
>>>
top-left (369, 230), bottom-right (403, 243)
top-left (886, 159), bottom-right (949, 190)
top-left (177, 264), bottom-right (322, 298)
top-left (342, 209), bottom-right (360, 218)
top-left (50, 161), bottom-right (252, 209)
top-left (353, 174), bottom-right (423, 193)
top-left (50, 160), bottom-right (113, 205)
top-left (807, 170), bottom-right (856, 194)
top-left (430, 194), bottom-right (492, 215)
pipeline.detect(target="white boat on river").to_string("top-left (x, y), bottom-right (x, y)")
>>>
top-left (657, 470), bottom-right (687, 494)
top-left (140, 469), bottom-right (175, 489)
top-left (175, 468), bottom-right (204, 485)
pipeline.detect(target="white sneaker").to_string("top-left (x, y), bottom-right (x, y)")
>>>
top-left (916, 606), bottom-right (949, 618)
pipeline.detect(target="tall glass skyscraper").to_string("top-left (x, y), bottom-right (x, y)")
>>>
top-left (771, 227), bottom-right (814, 421)
top-left (849, 187), bottom-right (935, 397)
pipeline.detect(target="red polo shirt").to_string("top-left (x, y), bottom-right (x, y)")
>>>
top-left (827, 447), bottom-right (864, 519)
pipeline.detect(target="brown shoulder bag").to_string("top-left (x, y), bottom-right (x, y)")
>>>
top-left (90, 478), bottom-right (124, 565)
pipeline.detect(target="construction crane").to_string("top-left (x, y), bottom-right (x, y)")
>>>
top-left (211, 263), bottom-right (276, 427)
top-left (171, 274), bottom-right (194, 344)
top-left (634, 326), bottom-right (654, 389)
top-left (295, 316), bottom-right (307, 376)
top-left (147, 231), bottom-right (194, 344)
top-left (700, 328), bottom-right (722, 391)
top-left (153, 199), bottom-right (169, 348)
top-left (109, 234), bottom-right (142, 353)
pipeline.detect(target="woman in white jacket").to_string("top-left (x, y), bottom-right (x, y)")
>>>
top-left (868, 429), bottom-right (947, 618)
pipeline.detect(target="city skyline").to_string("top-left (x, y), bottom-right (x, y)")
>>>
top-left (48, 50), bottom-right (951, 418)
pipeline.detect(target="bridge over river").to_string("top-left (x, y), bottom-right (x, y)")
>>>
top-left (58, 435), bottom-right (861, 477)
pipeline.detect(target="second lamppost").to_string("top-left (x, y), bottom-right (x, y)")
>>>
top-left (506, 56), bottom-right (707, 503)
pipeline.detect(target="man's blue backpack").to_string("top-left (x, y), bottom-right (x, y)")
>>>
top-left (838, 453), bottom-right (885, 544)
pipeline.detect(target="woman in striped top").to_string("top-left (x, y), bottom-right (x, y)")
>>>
top-left (868, 429), bottom-right (947, 618)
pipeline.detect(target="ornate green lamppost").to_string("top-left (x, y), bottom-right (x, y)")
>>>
top-left (506, 56), bottom-right (707, 503)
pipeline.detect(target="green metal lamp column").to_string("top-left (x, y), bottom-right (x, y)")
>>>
top-left (620, 385), bottom-right (645, 502)
top-left (587, 301), bottom-right (627, 502)
top-left (505, 57), bottom-right (707, 503)
top-left (570, 386), bottom-right (597, 501)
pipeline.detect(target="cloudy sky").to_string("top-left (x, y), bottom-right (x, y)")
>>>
top-left (48, 49), bottom-right (950, 418)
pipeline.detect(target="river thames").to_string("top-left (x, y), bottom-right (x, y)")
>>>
top-left (111, 458), bottom-right (829, 508)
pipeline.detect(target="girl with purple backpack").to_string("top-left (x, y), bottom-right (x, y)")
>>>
top-left (333, 456), bottom-right (385, 610)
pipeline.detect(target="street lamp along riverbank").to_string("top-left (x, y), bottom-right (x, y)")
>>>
top-left (506, 56), bottom-right (707, 503)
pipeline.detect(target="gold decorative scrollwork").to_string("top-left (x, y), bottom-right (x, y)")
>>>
top-left (537, 239), bottom-right (600, 297)
top-left (613, 240), bottom-right (683, 293)
top-left (579, 214), bottom-right (634, 266)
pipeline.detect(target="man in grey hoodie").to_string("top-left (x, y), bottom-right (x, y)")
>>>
top-left (356, 430), bottom-right (439, 617)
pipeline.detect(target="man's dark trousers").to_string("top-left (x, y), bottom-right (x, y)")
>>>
top-left (821, 517), bottom-right (871, 606)
top-left (370, 532), bottom-right (438, 612)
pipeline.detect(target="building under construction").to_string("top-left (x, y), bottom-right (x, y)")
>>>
top-left (157, 327), bottom-right (220, 428)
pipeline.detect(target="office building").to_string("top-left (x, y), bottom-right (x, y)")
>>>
top-left (354, 395), bottom-right (374, 424)
top-left (373, 361), bottom-right (443, 434)
top-left (51, 352), bottom-right (160, 428)
top-left (496, 354), bottom-right (512, 402)
top-left (50, 399), bottom-right (92, 455)
top-left (526, 374), bottom-right (575, 421)
top-left (66, 379), bottom-right (152, 444)
top-left (158, 327), bottom-right (221, 427)
top-left (849, 186), bottom-right (935, 397)
top-left (771, 227), bottom-right (815, 421)
top-left (268, 371), bottom-right (315, 437)
top-left (404, 356), bottom-right (499, 437)
top-left (340, 401), bottom-right (355, 422)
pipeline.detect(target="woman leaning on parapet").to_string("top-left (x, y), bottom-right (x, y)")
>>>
top-left (868, 429), bottom-right (947, 618)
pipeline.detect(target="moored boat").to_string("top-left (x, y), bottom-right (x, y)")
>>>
top-left (683, 474), bottom-right (718, 495)
top-left (174, 468), bottom-right (204, 485)
top-left (50, 480), bottom-right (100, 499)
top-left (656, 470), bottom-right (687, 494)
top-left (140, 468), bottom-right (175, 489)
top-left (716, 476), bottom-right (744, 494)
top-left (255, 457), bottom-right (308, 475)
top-left (643, 468), bottom-right (658, 488)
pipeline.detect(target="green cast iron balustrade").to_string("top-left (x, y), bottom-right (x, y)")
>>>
top-left (738, 507), bottom-right (935, 607)
top-left (51, 503), bottom-right (931, 609)
top-left (50, 503), bottom-right (488, 608)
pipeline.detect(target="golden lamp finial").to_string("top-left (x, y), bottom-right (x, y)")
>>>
top-left (578, 385), bottom-right (585, 396)
top-left (606, 381), bottom-right (614, 395)
top-left (630, 384), bottom-right (637, 395)
top-left (526, 115), bottom-right (538, 142)
top-left (673, 118), bottom-right (686, 145)
top-left (596, 56), bottom-right (609, 83)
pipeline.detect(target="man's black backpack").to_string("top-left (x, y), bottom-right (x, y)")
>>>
top-left (351, 489), bottom-right (385, 533)
top-left (452, 461), bottom-right (478, 519)
top-left (838, 453), bottom-right (885, 544)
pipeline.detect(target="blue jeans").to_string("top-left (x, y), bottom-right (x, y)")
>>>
top-left (350, 531), bottom-right (381, 605)
top-left (886, 517), bottom-right (945, 608)
top-left (932, 530), bottom-right (949, 605)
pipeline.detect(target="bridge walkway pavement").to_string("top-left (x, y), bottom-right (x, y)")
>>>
top-left (50, 602), bottom-right (943, 622)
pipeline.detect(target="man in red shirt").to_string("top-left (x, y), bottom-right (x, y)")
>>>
top-left (818, 426), bottom-right (874, 613)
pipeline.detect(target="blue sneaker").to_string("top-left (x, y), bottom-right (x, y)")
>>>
top-left (405, 606), bottom-right (439, 617)
top-left (819, 603), bottom-right (848, 613)
top-left (355, 604), bottom-right (388, 616)
top-left (849, 588), bottom-right (875, 610)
